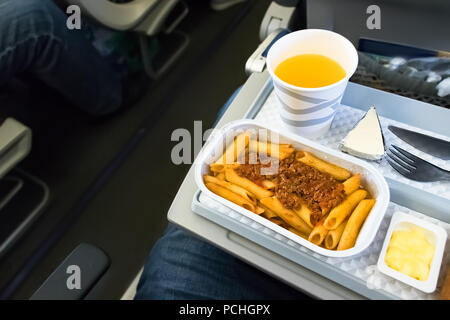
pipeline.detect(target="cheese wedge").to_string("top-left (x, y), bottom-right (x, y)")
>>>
top-left (341, 107), bottom-right (385, 160)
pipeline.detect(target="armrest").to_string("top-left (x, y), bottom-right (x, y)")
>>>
top-left (259, 0), bottom-right (302, 40)
top-left (0, 118), bottom-right (32, 179)
top-left (246, 29), bottom-right (291, 75)
top-left (67, 0), bottom-right (159, 30)
top-left (30, 244), bottom-right (110, 300)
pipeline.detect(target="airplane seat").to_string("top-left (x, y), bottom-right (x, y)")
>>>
top-left (65, 0), bottom-right (190, 79)
top-left (0, 118), bottom-right (49, 260)
top-left (0, 118), bottom-right (31, 181)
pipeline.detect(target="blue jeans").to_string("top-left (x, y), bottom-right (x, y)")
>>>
top-left (0, 0), bottom-right (121, 116)
top-left (135, 224), bottom-right (313, 300)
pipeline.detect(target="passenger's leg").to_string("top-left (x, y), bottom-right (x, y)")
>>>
top-left (135, 224), bottom-right (312, 300)
top-left (0, 0), bottom-right (122, 116)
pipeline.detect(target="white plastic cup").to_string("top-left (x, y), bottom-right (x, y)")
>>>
top-left (266, 29), bottom-right (359, 138)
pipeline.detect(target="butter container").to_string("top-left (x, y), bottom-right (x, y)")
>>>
top-left (377, 211), bottom-right (447, 293)
top-left (195, 119), bottom-right (390, 258)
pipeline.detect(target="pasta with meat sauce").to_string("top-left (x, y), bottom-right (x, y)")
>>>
top-left (204, 136), bottom-right (376, 251)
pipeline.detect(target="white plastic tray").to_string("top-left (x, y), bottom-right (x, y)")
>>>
top-left (194, 190), bottom-right (450, 300)
top-left (195, 119), bottom-right (389, 258)
top-left (192, 82), bottom-right (450, 299)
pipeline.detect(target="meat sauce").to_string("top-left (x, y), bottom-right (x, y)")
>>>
top-left (235, 153), bottom-right (345, 225)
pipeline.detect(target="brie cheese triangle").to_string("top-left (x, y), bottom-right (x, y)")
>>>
top-left (341, 107), bottom-right (385, 160)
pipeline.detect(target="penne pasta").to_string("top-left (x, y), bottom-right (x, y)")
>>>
top-left (260, 204), bottom-right (278, 219)
top-left (287, 227), bottom-right (308, 240)
top-left (279, 149), bottom-right (295, 160)
top-left (248, 140), bottom-right (277, 155)
top-left (254, 206), bottom-right (265, 215)
top-left (262, 180), bottom-right (276, 190)
top-left (308, 217), bottom-right (328, 246)
top-left (324, 219), bottom-right (347, 249)
top-left (343, 174), bottom-right (361, 195)
top-left (216, 173), bottom-right (226, 180)
top-left (337, 199), bottom-right (376, 250)
top-left (210, 163), bottom-right (225, 173)
top-left (269, 217), bottom-right (284, 226)
top-left (204, 175), bottom-right (257, 204)
top-left (269, 216), bottom-right (292, 230)
top-left (205, 182), bottom-right (258, 213)
top-left (248, 140), bottom-right (294, 160)
top-left (260, 197), bottom-right (312, 235)
top-left (296, 151), bottom-right (351, 181)
top-left (207, 137), bottom-right (376, 251)
top-left (293, 204), bottom-right (314, 229)
top-left (215, 131), bottom-right (251, 165)
top-left (225, 168), bottom-right (273, 200)
top-left (324, 189), bottom-right (368, 230)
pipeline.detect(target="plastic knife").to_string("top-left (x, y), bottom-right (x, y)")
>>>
top-left (388, 125), bottom-right (450, 160)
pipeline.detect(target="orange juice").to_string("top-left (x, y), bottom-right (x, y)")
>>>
top-left (275, 54), bottom-right (346, 88)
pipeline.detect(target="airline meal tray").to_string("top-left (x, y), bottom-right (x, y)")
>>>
top-left (191, 80), bottom-right (450, 300)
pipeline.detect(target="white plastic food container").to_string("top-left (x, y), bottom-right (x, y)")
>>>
top-left (377, 211), bottom-right (447, 293)
top-left (194, 119), bottom-right (390, 258)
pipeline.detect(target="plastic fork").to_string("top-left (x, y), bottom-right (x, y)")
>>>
top-left (386, 145), bottom-right (450, 182)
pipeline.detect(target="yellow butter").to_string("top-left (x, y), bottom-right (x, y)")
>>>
top-left (385, 226), bottom-right (435, 281)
